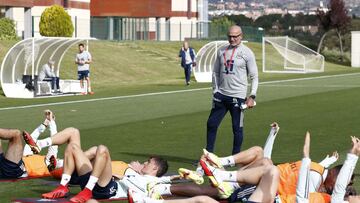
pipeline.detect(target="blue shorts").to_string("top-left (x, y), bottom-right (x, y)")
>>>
top-left (70, 171), bottom-right (91, 189)
top-left (0, 153), bottom-right (25, 179)
top-left (92, 177), bottom-right (118, 199)
top-left (228, 184), bottom-right (257, 203)
top-left (78, 70), bottom-right (90, 80)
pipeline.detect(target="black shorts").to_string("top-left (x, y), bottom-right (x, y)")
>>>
top-left (78, 70), bottom-right (90, 80)
top-left (92, 177), bottom-right (118, 199)
top-left (0, 153), bottom-right (25, 179)
top-left (228, 184), bottom-right (257, 203)
top-left (70, 171), bottom-right (91, 189)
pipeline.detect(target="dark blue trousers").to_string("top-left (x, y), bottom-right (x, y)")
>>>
top-left (206, 92), bottom-right (245, 154)
top-left (184, 64), bottom-right (192, 83)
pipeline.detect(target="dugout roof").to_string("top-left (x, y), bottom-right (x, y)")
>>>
top-left (0, 37), bottom-right (94, 98)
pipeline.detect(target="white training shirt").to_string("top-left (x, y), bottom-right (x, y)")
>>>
top-left (111, 168), bottom-right (172, 198)
top-left (76, 51), bottom-right (92, 71)
top-left (185, 49), bottom-right (193, 65)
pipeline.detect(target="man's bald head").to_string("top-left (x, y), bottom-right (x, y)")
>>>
top-left (228, 25), bottom-right (242, 34)
top-left (228, 25), bottom-right (243, 46)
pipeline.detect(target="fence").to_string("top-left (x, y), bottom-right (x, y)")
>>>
top-left (90, 17), bottom-right (264, 42)
top-left (26, 16), bottom-right (264, 42)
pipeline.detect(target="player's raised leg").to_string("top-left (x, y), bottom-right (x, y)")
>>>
top-left (23, 127), bottom-right (81, 154)
top-left (0, 128), bottom-right (23, 165)
top-left (42, 143), bottom-right (92, 199)
top-left (203, 146), bottom-right (264, 169)
top-left (70, 145), bottom-right (115, 202)
top-left (23, 111), bottom-right (50, 156)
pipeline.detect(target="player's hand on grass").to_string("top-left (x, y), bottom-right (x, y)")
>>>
top-left (245, 97), bottom-right (255, 108)
top-left (303, 131), bottom-right (310, 158)
top-left (129, 161), bottom-right (144, 173)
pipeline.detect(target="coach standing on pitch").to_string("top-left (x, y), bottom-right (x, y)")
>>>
top-left (206, 25), bottom-right (258, 154)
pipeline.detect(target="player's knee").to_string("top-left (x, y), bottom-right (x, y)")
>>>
top-left (12, 129), bottom-right (22, 141)
top-left (67, 127), bottom-right (80, 137)
top-left (251, 146), bottom-right (263, 157)
top-left (96, 145), bottom-right (109, 158)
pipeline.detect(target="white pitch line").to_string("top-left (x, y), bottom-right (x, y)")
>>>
top-left (1, 72), bottom-right (360, 111)
top-left (0, 87), bottom-right (210, 111)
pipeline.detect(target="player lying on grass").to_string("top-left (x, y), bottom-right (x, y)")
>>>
top-left (197, 134), bottom-right (355, 203)
top-left (41, 142), bottom-right (178, 203)
top-left (127, 154), bottom-right (280, 203)
top-left (131, 130), bottom-right (356, 203)
top-left (296, 134), bottom-right (360, 203)
top-left (132, 123), bottom-right (345, 202)
top-left (0, 109), bottom-right (70, 179)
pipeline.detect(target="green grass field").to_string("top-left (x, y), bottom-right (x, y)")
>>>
top-left (0, 40), bottom-right (360, 202)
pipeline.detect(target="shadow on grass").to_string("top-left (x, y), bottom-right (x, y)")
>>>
top-left (119, 151), bottom-right (197, 165)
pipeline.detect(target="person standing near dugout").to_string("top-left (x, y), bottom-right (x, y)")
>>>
top-left (206, 25), bottom-right (259, 154)
top-left (179, 41), bottom-right (196, 86)
top-left (76, 43), bottom-right (94, 95)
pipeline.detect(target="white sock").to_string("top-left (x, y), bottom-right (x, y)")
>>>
top-left (220, 156), bottom-right (235, 167)
top-left (60, 174), bottom-right (71, 186)
top-left (153, 184), bottom-right (172, 196)
top-left (215, 170), bottom-right (238, 182)
top-left (88, 87), bottom-right (92, 92)
top-left (196, 166), bottom-right (204, 176)
top-left (31, 124), bottom-right (47, 140)
top-left (49, 120), bottom-right (57, 136)
top-left (85, 175), bottom-right (99, 190)
top-left (37, 137), bottom-right (52, 149)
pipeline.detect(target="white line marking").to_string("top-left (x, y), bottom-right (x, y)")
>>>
top-left (1, 72), bottom-right (360, 111)
top-left (0, 88), bottom-right (210, 111)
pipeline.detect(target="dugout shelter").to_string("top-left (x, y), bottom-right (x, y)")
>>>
top-left (0, 37), bottom-right (94, 98)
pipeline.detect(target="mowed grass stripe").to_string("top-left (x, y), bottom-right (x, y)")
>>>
top-left (0, 83), bottom-right (359, 202)
top-left (1, 72), bottom-right (360, 112)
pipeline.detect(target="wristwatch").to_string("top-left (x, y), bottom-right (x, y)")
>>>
top-left (249, 95), bottom-right (256, 100)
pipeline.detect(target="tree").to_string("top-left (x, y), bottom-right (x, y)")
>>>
top-left (228, 15), bottom-right (253, 26)
top-left (39, 5), bottom-right (74, 37)
top-left (0, 18), bottom-right (17, 40)
top-left (317, 0), bottom-right (351, 60)
top-left (254, 14), bottom-right (282, 31)
top-left (210, 17), bottom-right (234, 39)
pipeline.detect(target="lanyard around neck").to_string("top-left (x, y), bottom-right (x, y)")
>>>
top-left (223, 46), bottom-right (237, 68)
